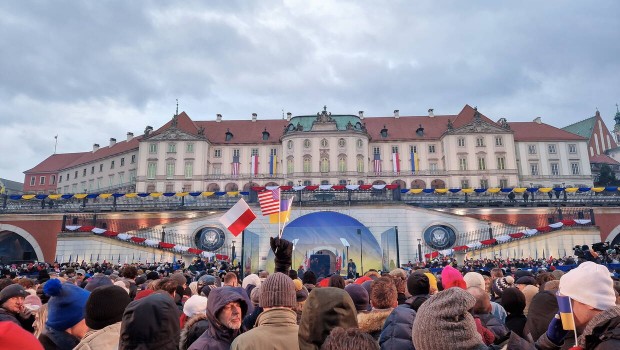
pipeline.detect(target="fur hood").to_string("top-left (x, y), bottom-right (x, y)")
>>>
top-left (358, 308), bottom-right (393, 335)
top-left (179, 313), bottom-right (208, 350)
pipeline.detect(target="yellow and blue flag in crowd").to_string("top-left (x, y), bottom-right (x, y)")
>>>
top-left (556, 293), bottom-right (575, 330)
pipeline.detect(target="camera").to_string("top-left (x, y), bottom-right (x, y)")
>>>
top-left (591, 242), bottom-right (610, 255)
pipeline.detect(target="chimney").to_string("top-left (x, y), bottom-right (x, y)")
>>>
top-left (109, 138), bottom-right (116, 147)
top-left (92, 143), bottom-right (100, 152)
top-left (533, 117), bottom-right (542, 124)
top-left (287, 112), bottom-right (292, 121)
top-left (359, 111), bottom-right (364, 119)
top-left (428, 108), bottom-right (434, 118)
top-left (126, 132), bottom-right (134, 141)
top-left (252, 113), bottom-right (257, 122)
top-left (394, 109), bottom-right (400, 118)
top-left (216, 114), bottom-right (222, 122)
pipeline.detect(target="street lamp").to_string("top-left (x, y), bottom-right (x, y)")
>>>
top-left (231, 240), bottom-right (236, 264)
top-left (488, 221), bottom-right (494, 241)
top-left (161, 225), bottom-right (166, 243)
top-left (562, 182), bottom-right (567, 201)
top-left (417, 238), bottom-right (422, 263)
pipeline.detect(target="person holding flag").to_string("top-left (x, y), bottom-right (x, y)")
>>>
top-left (522, 262), bottom-right (620, 350)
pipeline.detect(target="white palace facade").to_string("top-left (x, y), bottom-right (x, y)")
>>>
top-left (27, 105), bottom-right (595, 195)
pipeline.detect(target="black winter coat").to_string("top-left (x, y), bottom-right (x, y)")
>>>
top-left (378, 296), bottom-right (420, 350)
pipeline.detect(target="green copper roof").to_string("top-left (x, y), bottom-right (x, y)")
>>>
top-left (288, 115), bottom-right (363, 131)
top-left (562, 117), bottom-right (596, 140)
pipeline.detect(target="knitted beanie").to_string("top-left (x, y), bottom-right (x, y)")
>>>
top-left (424, 272), bottom-right (438, 292)
top-left (241, 274), bottom-right (261, 289)
top-left (407, 272), bottom-right (430, 295)
top-left (170, 272), bottom-right (187, 287)
top-left (259, 272), bottom-right (296, 308)
top-left (296, 287), bottom-right (309, 303)
top-left (463, 272), bottom-right (485, 289)
top-left (412, 287), bottom-right (484, 350)
top-left (250, 286), bottom-right (261, 305)
top-left (559, 261), bottom-right (616, 311)
top-left (84, 275), bottom-right (113, 292)
top-left (515, 276), bottom-right (536, 286)
top-left (0, 284), bottom-right (28, 305)
top-left (441, 265), bottom-right (467, 290)
top-left (500, 287), bottom-right (526, 315)
top-left (491, 276), bottom-right (514, 298)
top-left (344, 283), bottom-right (370, 311)
top-left (85, 285), bottom-right (131, 330)
top-left (183, 295), bottom-right (208, 317)
top-left (44, 279), bottom-right (90, 331)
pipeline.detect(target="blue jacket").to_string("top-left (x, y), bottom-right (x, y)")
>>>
top-left (378, 296), bottom-right (420, 350)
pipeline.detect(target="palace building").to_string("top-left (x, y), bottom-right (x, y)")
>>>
top-left (24, 104), bottom-right (606, 195)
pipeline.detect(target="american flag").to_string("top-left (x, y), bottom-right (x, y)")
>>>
top-left (373, 153), bottom-right (381, 173)
top-left (232, 155), bottom-right (240, 176)
top-left (258, 188), bottom-right (281, 216)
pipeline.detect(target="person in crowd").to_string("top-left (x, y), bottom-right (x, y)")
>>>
top-left (467, 286), bottom-right (511, 345)
top-left (298, 287), bottom-right (358, 350)
top-left (321, 327), bottom-right (379, 350)
top-left (491, 276), bottom-right (515, 303)
top-left (223, 272), bottom-right (239, 287)
top-left (0, 283), bottom-right (30, 329)
top-left (242, 287), bottom-right (262, 331)
top-left (188, 286), bottom-right (253, 350)
top-left (328, 274), bottom-right (345, 289)
top-left (441, 265), bottom-right (467, 290)
top-left (345, 284), bottom-right (370, 313)
top-left (379, 272), bottom-right (429, 350)
top-left (302, 270), bottom-right (317, 293)
top-left (358, 277), bottom-right (397, 340)
top-left (347, 259), bottom-right (357, 279)
top-left (39, 279), bottom-right (91, 350)
top-left (84, 273), bottom-right (113, 292)
top-left (119, 291), bottom-right (180, 350)
top-left (231, 272), bottom-right (299, 349)
top-left (293, 278), bottom-right (309, 324)
top-left (120, 266), bottom-right (138, 300)
top-left (424, 272), bottom-right (438, 295)
top-left (388, 269), bottom-right (408, 305)
top-left (179, 295), bottom-right (209, 350)
top-left (0, 320), bottom-right (44, 350)
top-left (463, 271), bottom-right (507, 323)
top-left (412, 287), bottom-right (496, 350)
top-left (534, 262), bottom-right (620, 349)
top-left (500, 287), bottom-right (527, 339)
top-left (522, 279), bottom-right (559, 343)
top-left (241, 273), bottom-right (261, 298)
top-left (297, 265), bottom-right (305, 281)
top-left (74, 285), bottom-right (131, 350)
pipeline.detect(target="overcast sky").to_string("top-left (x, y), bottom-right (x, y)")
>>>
top-left (1, 1), bottom-right (619, 182)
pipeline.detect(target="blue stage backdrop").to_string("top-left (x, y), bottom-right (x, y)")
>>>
top-left (265, 211), bottom-right (383, 274)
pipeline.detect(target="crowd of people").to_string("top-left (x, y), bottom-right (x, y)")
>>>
top-left (1, 237), bottom-right (620, 349)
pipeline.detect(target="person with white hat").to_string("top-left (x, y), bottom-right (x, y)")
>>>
top-left (535, 262), bottom-right (620, 349)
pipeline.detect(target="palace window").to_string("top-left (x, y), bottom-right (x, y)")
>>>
top-left (321, 139), bottom-right (328, 147)
top-left (184, 161), bottom-right (193, 179)
top-left (476, 137), bottom-right (485, 147)
top-left (459, 158), bottom-right (468, 171)
top-left (551, 163), bottom-right (559, 176)
top-left (320, 157), bottom-right (329, 173)
top-left (147, 162), bottom-right (157, 179)
top-left (186, 143), bottom-right (194, 153)
top-left (428, 144), bottom-right (436, 153)
top-left (214, 149), bottom-right (222, 158)
top-left (495, 137), bottom-right (503, 146)
top-left (166, 162), bottom-right (175, 179)
top-left (568, 144), bottom-right (577, 154)
top-left (497, 157), bottom-right (505, 170)
top-left (304, 139), bottom-right (311, 148)
top-left (478, 157), bottom-right (486, 170)
top-left (168, 143), bottom-right (176, 153)
top-left (457, 138), bottom-right (465, 147)
top-left (528, 144), bottom-right (537, 155)
top-left (338, 138), bottom-right (346, 147)
top-left (548, 144), bottom-right (557, 154)
top-left (149, 143), bottom-right (157, 154)
top-left (338, 156), bottom-right (347, 172)
top-left (571, 162), bottom-right (580, 175)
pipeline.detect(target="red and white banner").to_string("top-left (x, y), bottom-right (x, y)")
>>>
top-left (392, 152), bottom-right (400, 173)
top-left (250, 155), bottom-right (259, 176)
top-left (219, 198), bottom-right (257, 236)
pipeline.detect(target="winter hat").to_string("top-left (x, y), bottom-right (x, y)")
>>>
top-left (293, 278), bottom-right (303, 291)
top-left (296, 287), bottom-right (309, 303)
top-left (424, 273), bottom-right (438, 292)
top-left (492, 276), bottom-right (515, 298)
top-left (559, 261), bottom-right (616, 311)
top-left (551, 269), bottom-right (565, 280)
top-left (183, 295), bottom-right (208, 317)
top-left (24, 294), bottom-right (42, 311)
top-left (85, 285), bottom-right (131, 330)
top-left (84, 275), bottom-right (113, 292)
top-left (389, 268), bottom-right (407, 279)
top-left (259, 272), bottom-right (296, 308)
top-left (463, 272), bottom-right (485, 289)
top-left (354, 276), bottom-right (372, 285)
top-left (441, 265), bottom-right (467, 290)
top-left (0, 320), bottom-right (44, 350)
top-left (515, 276), bottom-right (537, 286)
top-left (412, 287), bottom-right (483, 350)
top-left (344, 284), bottom-right (370, 311)
top-left (146, 271), bottom-right (160, 280)
top-left (170, 272), bottom-right (186, 287)
top-left (500, 287), bottom-right (526, 315)
top-left (250, 286), bottom-right (261, 305)
top-left (361, 280), bottom-right (373, 298)
top-left (44, 279), bottom-right (90, 331)
top-left (407, 273), bottom-right (430, 295)
top-left (114, 280), bottom-right (130, 294)
top-left (241, 274), bottom-right (261, 289)
top-left (0, 284), bottom-right (28, 305)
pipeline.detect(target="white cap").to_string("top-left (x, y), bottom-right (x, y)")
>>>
top-left (559, 262), bottom-right (616, 311)
top-left (183, 295), bottom-right (208, 317)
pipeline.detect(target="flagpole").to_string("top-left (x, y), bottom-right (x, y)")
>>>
top-left (278, 188), bottom-right (282, 239)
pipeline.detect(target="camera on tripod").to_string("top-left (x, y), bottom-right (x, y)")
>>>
top-left (591, 242), bottom-right (610, 255)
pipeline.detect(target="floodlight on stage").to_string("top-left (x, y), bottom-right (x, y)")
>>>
top-left (340, 238), bottom-right (350, 247)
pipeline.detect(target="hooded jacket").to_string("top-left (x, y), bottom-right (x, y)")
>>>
top-left (298, 287), bottom-right (358, 350)
top-left (230, 308), bottom-right (300, 350)
top-left (188, 287), bottom-right (253, 350)
top-left (358, 308), bottom-right (393, 340)
top-left (179, 314), bottom-right (209, 350)
top-left (118, 292), bottom-right (180, 350)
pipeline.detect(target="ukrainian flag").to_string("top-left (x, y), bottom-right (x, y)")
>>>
top-left (556, 294), bottom-right (575, 330)
top-left (269, 197), bottom-right (293, 224)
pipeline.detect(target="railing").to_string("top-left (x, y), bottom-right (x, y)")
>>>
top-left (3, 189), bottom-right (620, 213)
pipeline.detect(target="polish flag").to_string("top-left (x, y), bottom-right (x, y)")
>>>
top-left (219, 198), bottom-right (257, 236)
top-left (392, 152), bottom-right (400, 173)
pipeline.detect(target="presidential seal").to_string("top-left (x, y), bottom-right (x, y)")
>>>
top-left (423, 225), bottom-right (457, 250)
top-left (194, 227), bottom-right (226, 251)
